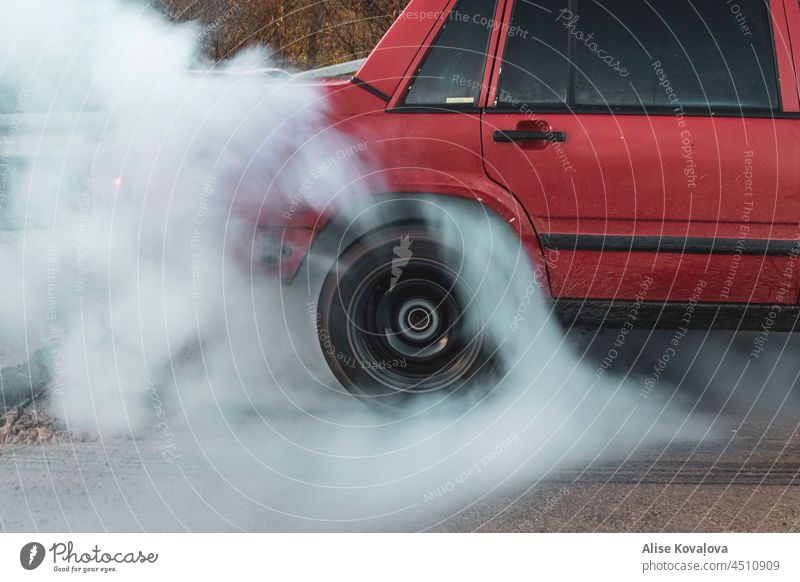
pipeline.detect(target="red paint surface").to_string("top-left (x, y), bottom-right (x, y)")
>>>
top-left (260, 0), bottom-right (800, 306)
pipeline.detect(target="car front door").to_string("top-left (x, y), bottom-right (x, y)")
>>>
top-left (481, 0), bottom-right (800, 307)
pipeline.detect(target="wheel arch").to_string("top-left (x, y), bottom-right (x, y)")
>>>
top-left (298, 190), bottom-right (553, 297)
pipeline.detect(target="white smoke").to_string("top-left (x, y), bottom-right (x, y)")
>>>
top-left (0, 0), bottom-right (357, 430)
top-left (0, 0), bottom-right (712, 530)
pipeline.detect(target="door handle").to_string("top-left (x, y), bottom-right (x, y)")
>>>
top-left (493, 130), bottom-right (567, 143)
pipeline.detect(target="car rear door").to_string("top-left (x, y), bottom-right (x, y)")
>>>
top-left (481, 0), bottom-right (800, 306)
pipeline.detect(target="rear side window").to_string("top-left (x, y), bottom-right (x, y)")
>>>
top-left (403, 0), bottom-right (499, 107)
top-left (497, 0), bottom-right (779, 112)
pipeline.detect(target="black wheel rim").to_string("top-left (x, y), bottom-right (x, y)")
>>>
top-left (341, 255), bottom-right (485, 396)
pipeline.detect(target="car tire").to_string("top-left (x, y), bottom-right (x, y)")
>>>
top-left (316, 223), bottom-right (500, 407)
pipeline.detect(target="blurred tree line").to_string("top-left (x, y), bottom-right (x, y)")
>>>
top-left (156, 0), bottom-right (408, 68)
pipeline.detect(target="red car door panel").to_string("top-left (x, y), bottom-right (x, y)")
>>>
top-left (483, 112), bottom-right (800, 303)
top-left (481, 0), bottom-right (800, 305)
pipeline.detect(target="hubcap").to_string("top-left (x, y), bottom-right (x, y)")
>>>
top-left (397, 298), bottom-right (439, 342)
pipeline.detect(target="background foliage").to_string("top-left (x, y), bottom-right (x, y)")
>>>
top-left (158, 0), bottom-right (408, 68)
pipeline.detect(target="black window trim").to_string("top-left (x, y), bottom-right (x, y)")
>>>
top-left (489, 0), bottom-right (784, 117)
top-left (386, 107), bottom-right (800, 118)
top-left (351, 77), bottom-right (391, 102)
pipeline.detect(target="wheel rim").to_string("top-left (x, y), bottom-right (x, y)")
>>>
top-left (342, 256), bottom-right (485, 395)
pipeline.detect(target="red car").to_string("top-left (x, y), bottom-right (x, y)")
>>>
top-left (259, 0), bottom-right (800, 399)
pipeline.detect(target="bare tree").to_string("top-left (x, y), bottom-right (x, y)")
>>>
top-left (156, 0), bottom-right (408, 68)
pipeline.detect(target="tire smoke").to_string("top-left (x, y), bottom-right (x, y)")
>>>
top-left (0, 0), bottom-right (710, 531)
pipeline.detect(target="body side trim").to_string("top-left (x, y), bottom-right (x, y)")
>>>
top-left (541, 234), bottom-right (800, 256)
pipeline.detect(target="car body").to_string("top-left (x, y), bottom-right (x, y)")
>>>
top-left (253, 0), bottom-right (800, 400)
top-left (261, 0), bottom-right (800, 334)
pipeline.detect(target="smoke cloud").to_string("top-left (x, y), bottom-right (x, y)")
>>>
top-left (0, 0), bottom-right (710, 530)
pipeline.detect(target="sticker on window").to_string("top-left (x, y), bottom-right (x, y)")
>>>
top-left (445, 97), bottom-right (475, 104)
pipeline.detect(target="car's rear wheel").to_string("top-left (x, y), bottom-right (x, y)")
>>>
top-left (316, 224), bottom-right (499, 406)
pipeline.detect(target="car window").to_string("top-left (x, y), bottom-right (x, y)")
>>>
top-left (497, 0), bottom-right (570, 106)
top-left (403, 0), bottom-right (499, 107)
top-left (497, 0), bottom-right (779, 112)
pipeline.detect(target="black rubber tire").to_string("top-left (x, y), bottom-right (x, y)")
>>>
top-left (316, 224), bottom-right (498, 407)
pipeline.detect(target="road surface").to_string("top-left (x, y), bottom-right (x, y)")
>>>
top-left (1, 331), bottom-right (798, 533)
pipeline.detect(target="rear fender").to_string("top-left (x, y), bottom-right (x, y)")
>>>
top-left (295, 189), bottom-right (553, 297)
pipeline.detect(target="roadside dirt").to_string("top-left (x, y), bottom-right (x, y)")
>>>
top-left (0, 393), bottom-right (89, 446)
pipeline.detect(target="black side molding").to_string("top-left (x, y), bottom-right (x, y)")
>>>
top-left (554, 299), bottom-right (800, 332)
top-left (541, 234), bottom-right (800, 256)
top-left (350, 77), bottom-right (391, 102)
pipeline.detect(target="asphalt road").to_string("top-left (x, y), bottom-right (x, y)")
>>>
top-left (0, 407), bottom-right (797, 532)
top-left (1, 329), bottom-right (798, 533)
top-left (429, 411), bottom-right (800, 533)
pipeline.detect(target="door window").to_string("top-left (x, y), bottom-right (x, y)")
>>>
top-left (497, 0), bottom-right (570, 106)
top-left (497, 0), bottom-right (779, 112)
